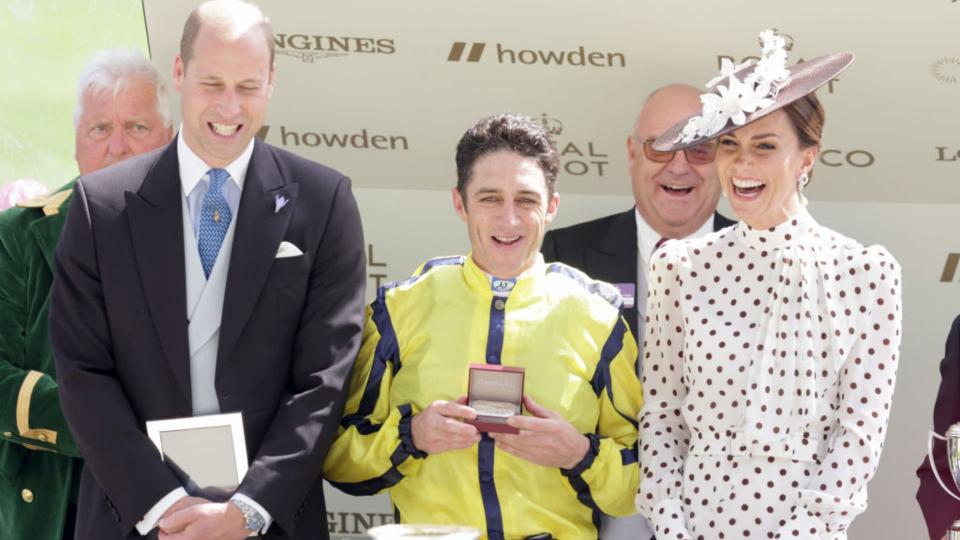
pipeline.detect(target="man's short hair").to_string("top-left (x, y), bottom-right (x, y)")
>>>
top-left (73, 49), bottom-right (171, 130)
top-left (455, 113), bottom-right (559, 198)
top-left (180, 0), bottom-right (275, 69)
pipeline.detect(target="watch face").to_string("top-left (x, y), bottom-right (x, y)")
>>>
top-left (234, 500), bottom-right (265, 532)
top-left (246, 510), bottom-right (266, 532)
top-left (248, 514), bottom-right (266, 532)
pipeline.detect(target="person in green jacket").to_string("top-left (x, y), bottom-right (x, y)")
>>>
top-left (0, 48), bottom-right (172, 540)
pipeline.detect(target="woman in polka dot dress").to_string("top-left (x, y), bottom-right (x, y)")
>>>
top-left (637, 33), bottom-right (902, 540)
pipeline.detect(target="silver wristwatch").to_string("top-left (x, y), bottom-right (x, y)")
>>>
top-left (231, 499), bottom-right (266, 535)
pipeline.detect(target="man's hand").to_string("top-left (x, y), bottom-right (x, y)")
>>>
top-left (410, 396), bottom-right (481, 454)
top-left (157, 501), bottom-right (248, 540)
top-left (491, 395), bottom-right (590, 469)
top-left (156, 496), bottom-right (209, 535)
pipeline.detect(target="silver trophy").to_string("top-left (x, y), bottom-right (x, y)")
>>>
top-left (928, 423), bottom-right (960, 539)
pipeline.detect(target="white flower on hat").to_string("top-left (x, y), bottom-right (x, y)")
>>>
top-left (677, 29), bottom-right (792, 144)
top-left (706, 57), bottom-right (753, 89)
top-left (706, 80), bottom-right (747, 126)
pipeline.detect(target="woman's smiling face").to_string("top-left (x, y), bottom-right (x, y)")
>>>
top-left (715, 110), bottom-right (818, 229)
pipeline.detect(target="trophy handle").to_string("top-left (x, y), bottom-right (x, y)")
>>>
top-left (928, 430), bottom-right (960, 502)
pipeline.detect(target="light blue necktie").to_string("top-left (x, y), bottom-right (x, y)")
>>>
top-left (197, 168), bottom-right (232, 278)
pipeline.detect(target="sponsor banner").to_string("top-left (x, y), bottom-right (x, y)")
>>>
top-left (142, 0), bottom-right (960, 203)
top-left (322, 484), bottom-right (393, 540)
top-left (446, 41), bottom-right (627, 68)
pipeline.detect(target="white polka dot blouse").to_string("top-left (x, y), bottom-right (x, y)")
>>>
top-left (637, 209), bottom-right (902, 540)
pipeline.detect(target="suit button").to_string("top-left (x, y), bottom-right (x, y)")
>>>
top-left (21, 489), bottom-right (34, 503)
top-left (2, 431), bottom-right (11, 437)
top-left (493, 299), bottom-right (506, 311)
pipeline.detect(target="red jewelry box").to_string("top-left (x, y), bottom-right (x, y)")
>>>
top-left (465, 363), bottom-right (524, 434)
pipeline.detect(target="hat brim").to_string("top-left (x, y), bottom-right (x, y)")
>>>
top-left (653, 51), bottom-right (855, 152)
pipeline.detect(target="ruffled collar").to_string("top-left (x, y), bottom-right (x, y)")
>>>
top-left (735, 209), bottom-right (818, 251)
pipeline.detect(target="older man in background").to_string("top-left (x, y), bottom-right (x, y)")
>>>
top-left (0, 48), bottom-right (172, 540)
top-left (542, 83), bottom-right (735, 540)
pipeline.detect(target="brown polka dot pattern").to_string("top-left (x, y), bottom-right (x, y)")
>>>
top-left (636, 211), bottom-right (902, 540)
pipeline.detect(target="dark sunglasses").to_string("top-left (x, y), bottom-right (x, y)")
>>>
top-left (630, 136), bottom-right (718, 165)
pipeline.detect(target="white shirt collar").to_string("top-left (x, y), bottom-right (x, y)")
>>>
top-left (177, 125), bottom-right (254, 196)
top-left (635, 207), bottom-right (714, 264)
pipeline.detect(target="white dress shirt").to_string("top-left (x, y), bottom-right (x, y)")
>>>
top-left (136, 131), bottom-right (272, 536)
top-left (178, 129), bottom-right (248, 236)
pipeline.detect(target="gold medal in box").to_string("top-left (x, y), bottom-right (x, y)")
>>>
top-left (465, 363), bottom-right (524, 434)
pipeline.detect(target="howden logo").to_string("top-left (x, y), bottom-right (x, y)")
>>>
top-left (447, 42), bottom-right (626, 68)
top-left (447, 42), bottom-right (486, 63)
top-left (258, 125), bottom-right (410, 152)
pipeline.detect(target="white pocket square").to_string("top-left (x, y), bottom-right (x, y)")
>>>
top-left (275, 241), bottom-right (304, 258)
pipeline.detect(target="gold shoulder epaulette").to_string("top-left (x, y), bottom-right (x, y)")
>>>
top-left (16, 190), bottom-right (71, 216)
top-left (15, 195), bottom-right (46, 209)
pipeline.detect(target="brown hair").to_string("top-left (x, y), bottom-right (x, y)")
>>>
top-left (782, 93), bottom-right (825, 181)
top-left (455, 114), bottom-right (559, 200)
top-left (180, 0), bottom-right (275, 69)
top-left (782, 93), bottom-right (825, 149)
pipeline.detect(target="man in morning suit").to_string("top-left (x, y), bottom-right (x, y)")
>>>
top-left (541, 84), bottom-right (735, 540)
top-left (49, 1), bottom-right (366, 539)
top-left (917, 315), bottom-right (960, 540)
top-left (0, 49), bottom-right (173, 540)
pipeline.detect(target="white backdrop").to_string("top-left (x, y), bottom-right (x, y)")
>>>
top-left (141, 1), bottom-right (960, 538)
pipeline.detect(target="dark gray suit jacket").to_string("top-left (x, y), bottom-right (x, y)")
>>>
top-left (50, 138), bottom-right (366, 539)
top-left (542, 209), bottom-right (735, 340)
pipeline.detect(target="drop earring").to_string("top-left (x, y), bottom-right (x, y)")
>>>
top-left (796, 172), bottom-right (809, 206)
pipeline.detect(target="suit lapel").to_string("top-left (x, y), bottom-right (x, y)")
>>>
top-left (583, 209), bottom-right (639, 338)
top-left (217, 141), bottom-right (298, 373)
top-left (125, 141), bottom-right (192, 405)
top-left (584, 209), bottom-right (638, 285)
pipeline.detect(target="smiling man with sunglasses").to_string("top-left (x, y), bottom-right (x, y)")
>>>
top-left (541, 83), bottom-right (734, 540)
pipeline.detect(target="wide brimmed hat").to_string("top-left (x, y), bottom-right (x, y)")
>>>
top-left (653, 30), bottom-right (854, 152)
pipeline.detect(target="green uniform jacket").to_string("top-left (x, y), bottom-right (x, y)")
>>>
top-left (0, 181), bottom-right (82, 539)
